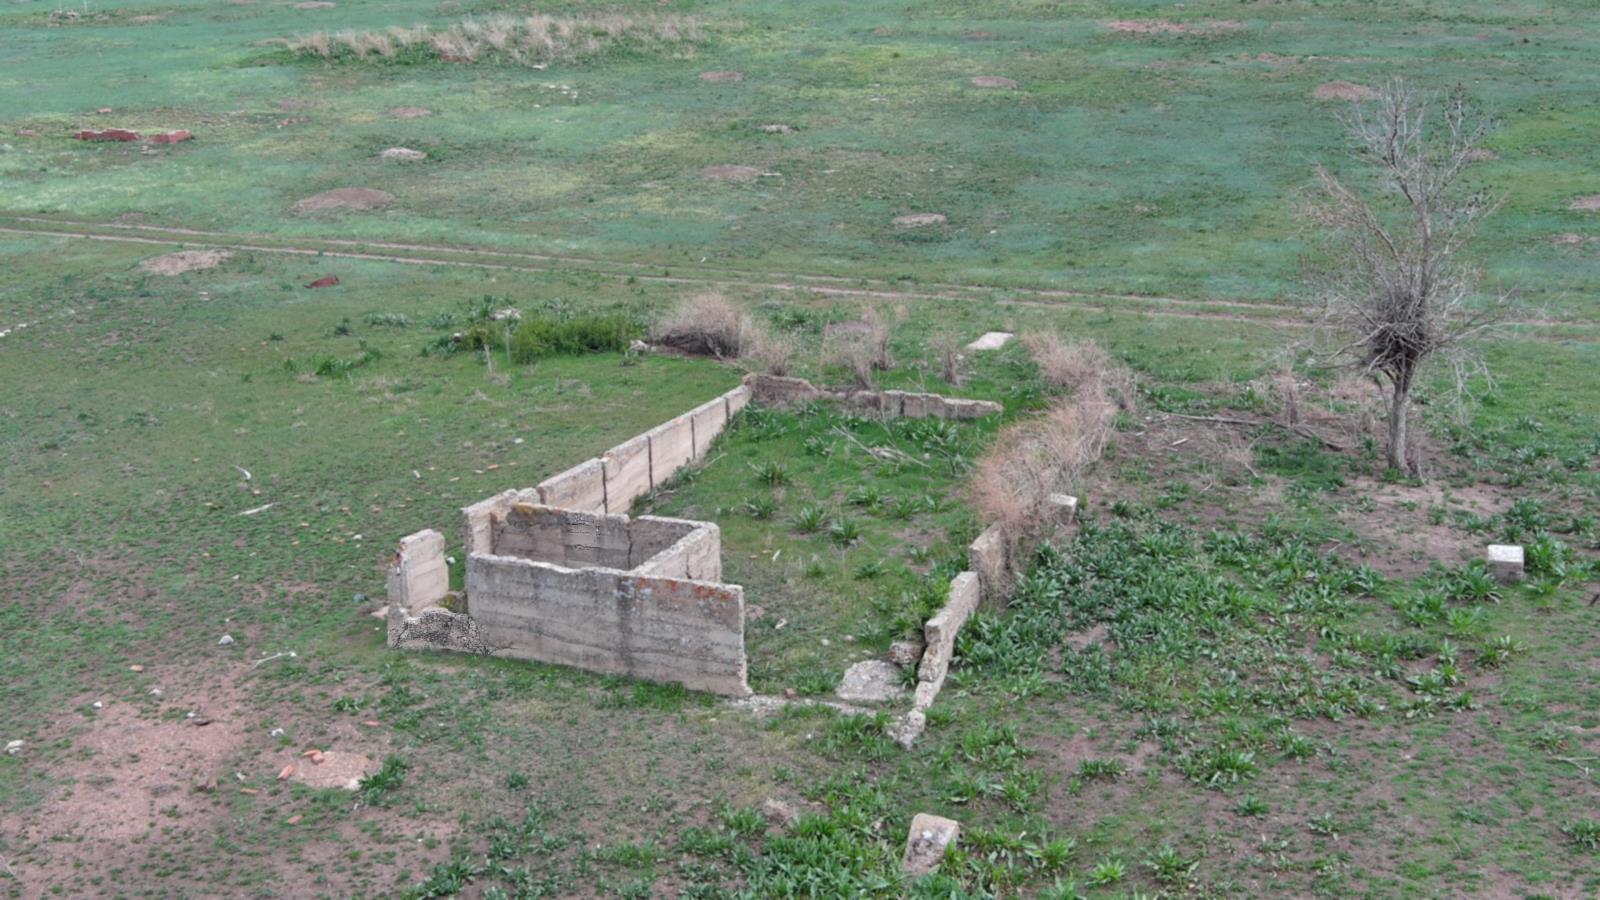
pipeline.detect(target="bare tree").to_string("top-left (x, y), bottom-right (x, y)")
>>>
top-left (1305, 80), bottom-right (1513, 477)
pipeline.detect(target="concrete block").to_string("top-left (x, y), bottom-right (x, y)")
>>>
top-left (723, 384), bottom-right (753, 418)
top-left (744, 373), bottom-right (823, 407)
top-left (938, 397), bottom-right (1004, 420)
top-left (461, 489), bottom-right (523, 557)
top-left (839, 390), bottom-right (883, 416)
top-left (902, 813), bottom-right (960, 876)
top-left (888, 639), bottom-right (926, 667)
top-left (633, 520), bottom-right (722, 582)
top-left (385, 529), bottom-right (449, 611)
top-left (888, 710), bottom-right (927, 750)
top-left (1487, 544), bottom-right (1524, 583)
top-left (690, 397), bottom-right (729, 461)
top-left (879, 390), bottom-right (907, 418)
top-left (646, 415), bottom-right (695, 487)
top-left (1046, 494), bottom-right (1078, 527)
top-left (918, 572), bottom-right (980, 690)
top-left (966, 331), bottom-right (1013, 351)
top-left (602, 434), bottom-right (653, 514)
top-left (968, 525), bottom-right (1008, 600)
top-left (537, 457), bottom-right (607, 512)
top-left (835, 660), bottom-right (908, 704)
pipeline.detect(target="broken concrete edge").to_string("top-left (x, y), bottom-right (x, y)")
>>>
top-left (386, 603), bottom-right (490, 655)
top-left (968, 524), bottom-right (1009, 603)
top-left (889, 571), bottom-right (981, 749)
top-left (386, 528), bottom-right (449, 612)
top-left (902, 812), bottom-right (961, 877)
top-left (742, 373), bottom-right (1002, 420)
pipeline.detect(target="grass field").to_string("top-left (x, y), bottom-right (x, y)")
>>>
top-left (2, 0), bottom-right (1599, 897)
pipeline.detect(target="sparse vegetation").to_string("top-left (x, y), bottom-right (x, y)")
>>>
top-left (282, 13), bottom-right (703, 67)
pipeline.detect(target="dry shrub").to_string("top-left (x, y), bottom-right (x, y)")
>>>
top-left (824, 307), bottom-right (894, 388)
top-left (972, 397), bottom-right (1116, 548)
top-left (744, 329), bottom-right (795, 376)
top-left (1022, 333), bottom-right (1136, 411)
top-left (285, 13), bottom-right (701, 65)
top-left (928, 333), bottom-right (966, 387)
top-left (654, 292), bottom-right (752, 358)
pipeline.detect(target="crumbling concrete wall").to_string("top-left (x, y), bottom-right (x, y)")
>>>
top-left (492, 504), bottom-right (634, 569)
top-left (968, 524), bottom-right (1008, 601)
top-left (689, 397), bottom-right (729, 461)
top-left (387, 603), bottom-right (490, 654)
top-left (466, 554), bottom-right (749, 696)
top-left (744, 374), bottom-right (1002, 421)
top-left (633, 518), bottom-right (723, 582)
top-left (461, 489), bottom-right (535, 557)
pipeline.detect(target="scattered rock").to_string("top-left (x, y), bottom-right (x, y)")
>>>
top-left (277, 764), bottom-right (295, 781)
top-left (893, 212), bottom-right (947, 227)
top-left (5, 740), bottom-right (22, 755)
top-left (902, 813), bottom-right (960, 876)
top-left (888, 639), bottom-right (925, 667)
top-left (970, 76), bottom-right (1018, 89)
top-left (149, 130), bottom-right (192, 144)
top-left (699, 70), bottom-right (743, 82)
top-left (701, 164), bottom-right (764, 183)
top-left (965, 331), bottom-right (1013, 351)
top-left (268, 727), bottom-right (285, 737)
top-left (628, 339), bottom-right (651, 354)
top-left (379, 147), bottom-right (426, 161)
top-left (390, 106), bottom-right (432, 119)
top-left (140, 249), bottom-right (232, 276)
top-left (1313, 81), bottom-right (1378, 102)
top-left (1569, 195), bottom-right (1600, 212)
top-left (306, 275), bottom-right (340, 289)
top-left (761, 797), bottom-right (798, 830)
top-left (757, 124), bottom-right (795, 134)
top-left (835, 660), bottom-right (907, 704)
top-left (888, 710), bottom-right (927, 749)
top-left (292, 187), bottom-right (393, 215)
top-left (218, 634), bottom-right (235, 646)
top-left (75, 129), bottom-right (140, 142)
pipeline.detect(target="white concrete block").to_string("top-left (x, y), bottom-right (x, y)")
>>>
top-left (965, 331), bottom-right (1013, 351)
top-left (1487, 544), bottom-right (1524, 583)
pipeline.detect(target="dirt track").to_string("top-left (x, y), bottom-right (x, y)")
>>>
top-left (1, 215), bottom-right (1591, 339)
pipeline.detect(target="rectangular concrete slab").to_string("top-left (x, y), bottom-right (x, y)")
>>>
top-left (537, 457), bottom-right (606, 512)
top-left (1487, 544), bottom-right (1524, 583)
top-left (602, 434), bottom-right (653, 514)
top-left (689, 398), bottom-right (729, 461)
top-left (966, 331), bottom-right (1014, 351)
top-left (722, 384), bottom-right (753, 419)
top-left (386, 529), bottom-right (449, 611)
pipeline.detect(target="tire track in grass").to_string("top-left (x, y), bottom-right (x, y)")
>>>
top-left (1, 216), bottom-right (1593, 341)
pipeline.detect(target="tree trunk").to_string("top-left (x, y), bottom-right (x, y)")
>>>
top-left (1386, 373), bottom-right (1417, 477)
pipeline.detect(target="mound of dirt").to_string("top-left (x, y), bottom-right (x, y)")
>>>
top-left (390, 106), bottom-right (431, 119)
top-left (1568, 195), bottom-right (1600, 212)
top-left (1313, 81), bottom-right (1377, 101)
top-left (970, 75), bottom-right (1018, 89)
top-left (1108, 19), bottom-right (1244, 35)
top-left (140, 249), bottom-right (232, 275)
top-left (379, 147), bottom-right (426, 161)
top-left (292, 188), bottom-right (393, 215)
top-left (699, 70), bottom-right (742, 83)
top-left (285, 751), bottom-right (374, 790)
top-left (893, 213), bottom-right (947, 227)
top-left (701, 164), bottom-right (763, 182)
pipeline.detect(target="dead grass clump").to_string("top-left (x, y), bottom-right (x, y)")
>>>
top-left (283, 13), bottom-right (702, 66)
top-left (972, 397), bottom-right (1116, 548)
top-left (1022, 333), bottom-right (1136, 411)
top-left (653, 292), bottom-right (754, 359)
top-left (824, 308), bottom-right (893, 388)
top-left (927, 333), bottom-right (966, 387)
top-left (744, 329), bottom-right (796, 376)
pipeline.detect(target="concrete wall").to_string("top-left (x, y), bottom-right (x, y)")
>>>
top-left (385, 529), bottom-right (450, 611)
top-left (744, 374), bottom-right (1002, 420)
top-left (646, 415), bottom-right (696, 488)
top-left (492, 504), bottom-right (634, 569)
top-left (689, 397), bottom-right (729, 461)
top-left (633, 518), bottom-right (723, 582)
top-left (968, 524), bottom-right (1008, 602)
top-left (467, 554), bottom-right (749, 696)
top-left (537, 457), bottom-right (606, 513)
top-left (461, 489), bottom-right (536, 557)
top-left (602, 434), bottom-right (652, 514)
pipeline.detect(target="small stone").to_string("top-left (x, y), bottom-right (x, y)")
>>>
top-left (305, 275), bottom-right (340, 289)
top-left (629, 339), bottom-right (651, 353)
top-left (835, 660), bottom-right (908, 704)
top-left (149, 687), bottom-right (163, 697)
top-left (379, 147), bottom-right (425, 161)
top-left (5, 740), bottom-right (22, 755)
top-left (783, 687), bottom-right (798, 699)
top-left (893, 212), bottom-right (947, 227)
top-left (902, 813), bottom-right (960, 876)
top-left (286, 814), bottom-right (303, 825)
top-left (269, 727), bottom-right (285, 737)
top-left (352, 593), bottom-right (367, 604)
top-left (888, 640), bottom-right (926, 668)
top-left (761, 797), bottom-right (798, 830)
top-left (1046, 493), bottom-right (1078, 526)
top-left (1487, 544), bottom-right (1524, 583)
top-left (92, 701), bottom-right (103, 709)
top-left (889, 710), bottom-right (927, 749)
top-left (218, 634), bottom-right (235, 646)
top-left (128, 664), bottom-right (145, 672)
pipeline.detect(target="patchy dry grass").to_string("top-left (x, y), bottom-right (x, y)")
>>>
top-left (282, 12), bottom-right (703, 66)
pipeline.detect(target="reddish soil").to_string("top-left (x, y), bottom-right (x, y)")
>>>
top-left (140, 249), bottom-right (232, 275)
top-left (291, 188), bottom-right (393, 215)
top-left (1569, 195), bottom-right (1600, 212)
top-left (1314, 81), bottom-right (1378, 101)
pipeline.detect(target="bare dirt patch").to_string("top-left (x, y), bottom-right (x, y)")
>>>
top-left (292, 1), bottom-right (335, 8)
top-left (699, 70), bottom-right (742, 83)
top-left (1108, 19), bottom-right (1245, 35)
top-left (389, 106), bottom-right (431, 119)
top-left (379, 147), bottom-right (426, 161)
top-left (1569, 195), bottom-right (1600, 212)
top-left (701, 164), bottom-right (763, 183)
top-left (292, 188), bottom-right (394, 215)
top-left (1464, 148), bottom-right (1498, 163)
top-left (757, 123), bottom-right (796, 134)
top-left (970, 75), bottom-right (1019, 89)
top-left (893, 213), bottom-right (947, 227)
top-left (1314, 81), bottom-right (1378, 101)
top-left (1551, 233), bottom-right (1595, 247)
top-left (139, 249), bottom-right (232, 276)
